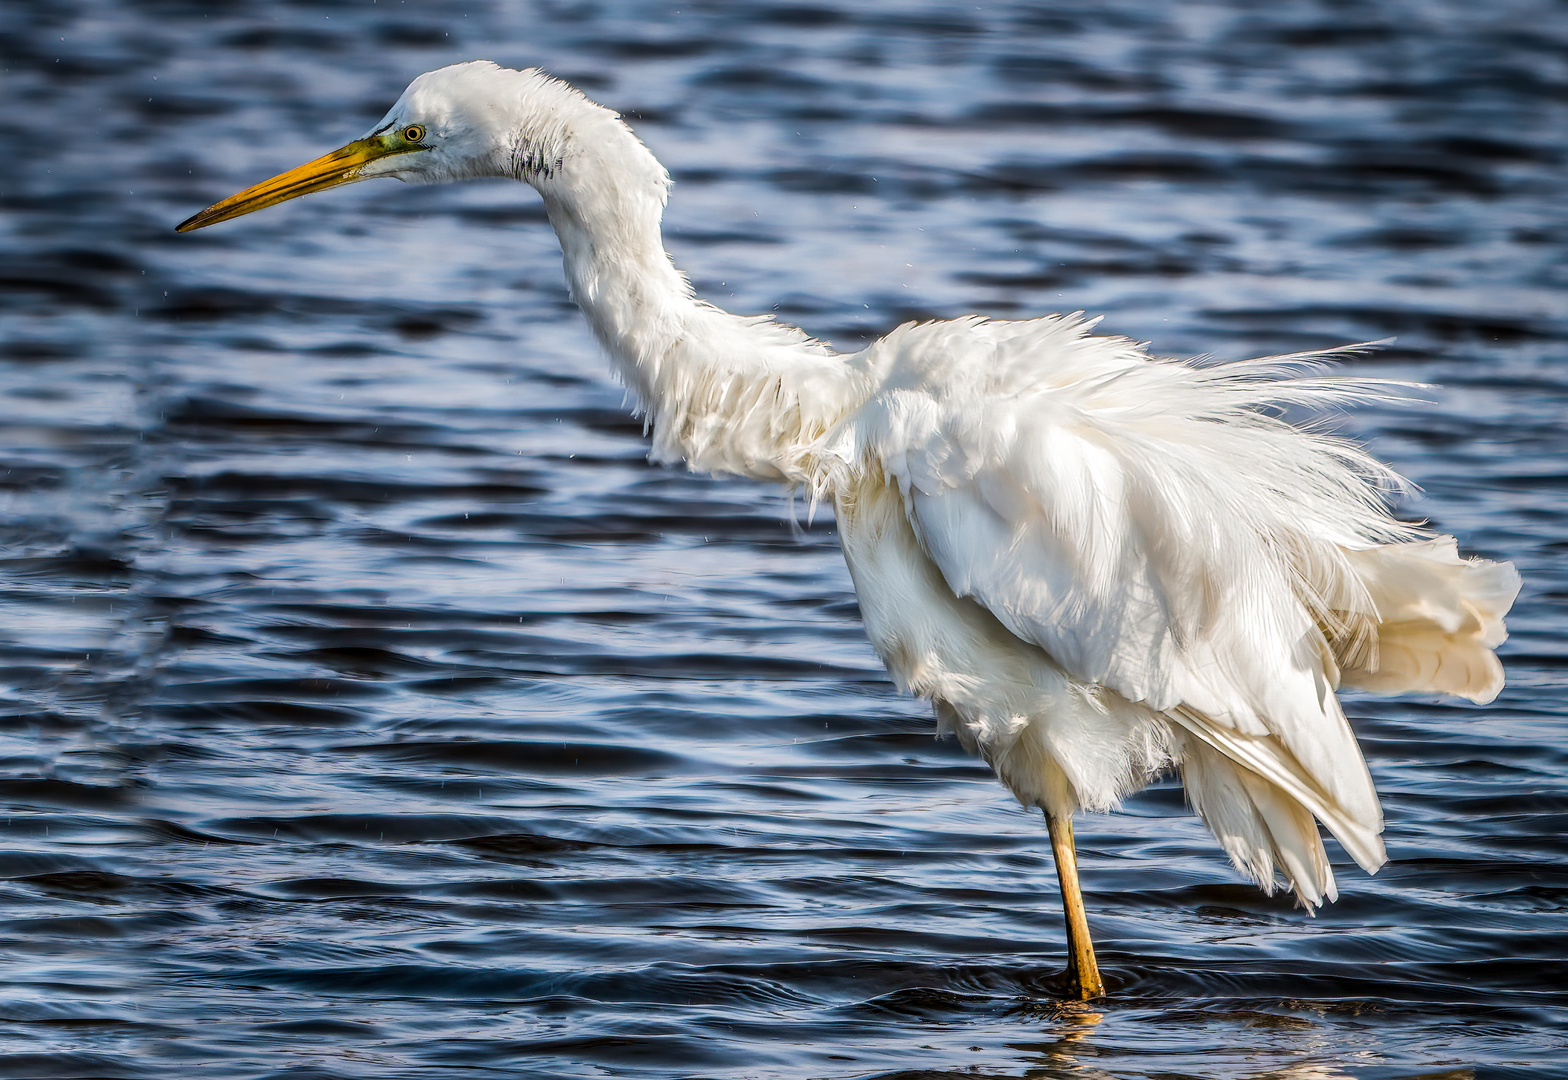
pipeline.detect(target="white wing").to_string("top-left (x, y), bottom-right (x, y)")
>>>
top-left (834, 315), bottom-right (1480, 903)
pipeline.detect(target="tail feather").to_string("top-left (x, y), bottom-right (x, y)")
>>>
top-left (1182, 738), bottom-right (1339, 909)
top-left (1174, 702), bottom-right (1385, 908)
top-left (1337, 538), bottom-right (1520, 703)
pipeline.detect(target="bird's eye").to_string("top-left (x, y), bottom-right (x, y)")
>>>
top-left (402, 125), bottom-right (426, 143)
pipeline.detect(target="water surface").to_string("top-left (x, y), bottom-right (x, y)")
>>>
top-left (2, 1), bottom-right (1565, 1076)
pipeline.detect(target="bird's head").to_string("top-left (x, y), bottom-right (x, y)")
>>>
top-left (177, 61), bottom-right (603, 233)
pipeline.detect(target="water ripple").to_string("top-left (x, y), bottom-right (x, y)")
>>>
top-left (1, 0), bottom-right (1565, 1076)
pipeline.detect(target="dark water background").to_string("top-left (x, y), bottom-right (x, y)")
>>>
top-left (2, 1), bottom-right (1566, 1076)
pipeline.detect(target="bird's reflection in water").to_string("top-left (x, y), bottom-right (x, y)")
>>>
top-left (902, 1002), bottom-right (1483, 1080)
top-left (999, 1000), bottom-right (1115, 1080)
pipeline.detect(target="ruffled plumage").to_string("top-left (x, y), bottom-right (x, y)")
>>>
top-left (823, 314), bottom-right (1518, 906)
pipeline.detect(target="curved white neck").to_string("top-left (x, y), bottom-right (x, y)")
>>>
top-left (518, 98), bottom-right (865, 486)
top-left (538, 157), bottom-right (695, 408)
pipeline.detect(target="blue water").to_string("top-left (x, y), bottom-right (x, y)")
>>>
top-left (2, 1), bottom-right (1565, 1076)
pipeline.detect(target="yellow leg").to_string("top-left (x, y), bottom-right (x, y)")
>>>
top-left (1046, 812), bottom-right (1104, 1000)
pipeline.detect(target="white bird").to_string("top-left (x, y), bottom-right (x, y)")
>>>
top-left (178, 60), bottom-right (1521, 999)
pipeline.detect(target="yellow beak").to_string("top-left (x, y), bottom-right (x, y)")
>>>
top-left (176, 135), bottom-right (419, 233)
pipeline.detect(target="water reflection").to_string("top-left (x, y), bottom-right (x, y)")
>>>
top-left (994, 1005), bottom-right (1476, 1080)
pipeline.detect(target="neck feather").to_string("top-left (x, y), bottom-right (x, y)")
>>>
top-left (512, 88), bottom-right (864, 486)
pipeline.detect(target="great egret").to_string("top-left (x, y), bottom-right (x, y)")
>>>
top-left (178, 60), bottom-right (1520, 1000)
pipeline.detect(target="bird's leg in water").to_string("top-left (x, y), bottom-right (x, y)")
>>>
top-left (1046, 812), bottom-right (1104, 1000)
